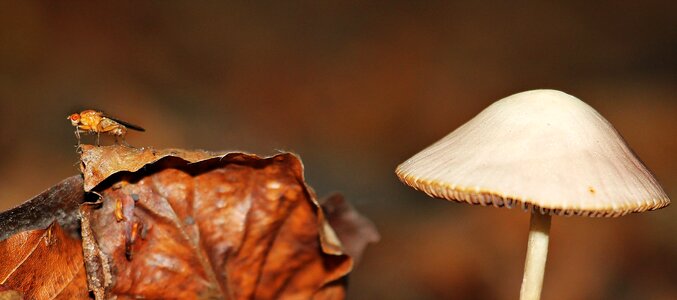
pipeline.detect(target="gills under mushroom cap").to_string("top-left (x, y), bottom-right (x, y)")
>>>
top-left (396, 89), bottom-right (670, 217)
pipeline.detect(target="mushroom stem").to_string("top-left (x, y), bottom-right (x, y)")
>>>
top-left (520, 211), bottom-right (551, 300)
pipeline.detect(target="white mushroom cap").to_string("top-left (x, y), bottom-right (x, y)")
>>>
top-left (396, 89), bottom-right (670, 217)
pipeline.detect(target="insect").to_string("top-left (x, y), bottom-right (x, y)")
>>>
top-left (67, 110), bottom-right (145, 146)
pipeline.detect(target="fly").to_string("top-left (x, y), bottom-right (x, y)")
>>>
top-left (67, 109), bottom-right (145, 146)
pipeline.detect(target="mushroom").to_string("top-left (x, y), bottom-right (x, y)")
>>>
top-left (395, 89), bottom-right (670, 300)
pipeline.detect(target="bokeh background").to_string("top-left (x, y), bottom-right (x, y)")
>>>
top-left (1, 1), bottom-right (675, 299)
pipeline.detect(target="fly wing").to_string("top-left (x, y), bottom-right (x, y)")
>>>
top-left (104, 115), bottom-right (146, 132)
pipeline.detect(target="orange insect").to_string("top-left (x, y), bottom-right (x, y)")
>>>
top-left (126, 221), bottom-right (144, 260)
top-left (67, 110), bottom-right (145, 146)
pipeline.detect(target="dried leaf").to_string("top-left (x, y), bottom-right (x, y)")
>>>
top-left (0, 223), bottom-right (89, 299)
top-left (0, 289), bottom-right (22, 300)
top-left (0, 175), bottom-right (84, 241)
top-left (0, 175), bottom-right (89, 299)
top-left (78, 145), bottom-right (220, 191)
top-left (322, 194), bottom-right (380, 265)
top-left (79, 146), bottom-right (352, 299)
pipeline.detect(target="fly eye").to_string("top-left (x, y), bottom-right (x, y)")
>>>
top-left (69, 114), bottom-right (80, 121)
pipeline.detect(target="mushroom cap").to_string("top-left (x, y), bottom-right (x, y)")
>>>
top-left (396, 90), bottom-right (670, 217)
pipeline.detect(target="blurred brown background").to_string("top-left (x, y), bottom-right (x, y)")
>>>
top-left (0, 1), bottom-right (675, 299)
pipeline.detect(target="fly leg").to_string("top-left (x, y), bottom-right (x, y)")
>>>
top-left (74, 128), bottom-right (81, 143)
top-left (75, 124), bottom-right (93, 148)
top-left (73, 128), bottom-right (81, 146)
top-left (74, 128), bottom-right (88, 153)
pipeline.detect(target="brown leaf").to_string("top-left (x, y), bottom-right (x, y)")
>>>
top-left (79, 146), bottom-right (352, 299)
top-left (78, 145), bottom-right (220, 191)
top-left (0, 223), bottom-right (89, 299)
top-left (0, 289), bottom-right (22, 300)
top-left (322, 194), bottom-right (380, 265)
top-left (0, 175), bottom-right (89, 299)
top-left (0, 175), bottom-right (84, 241)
